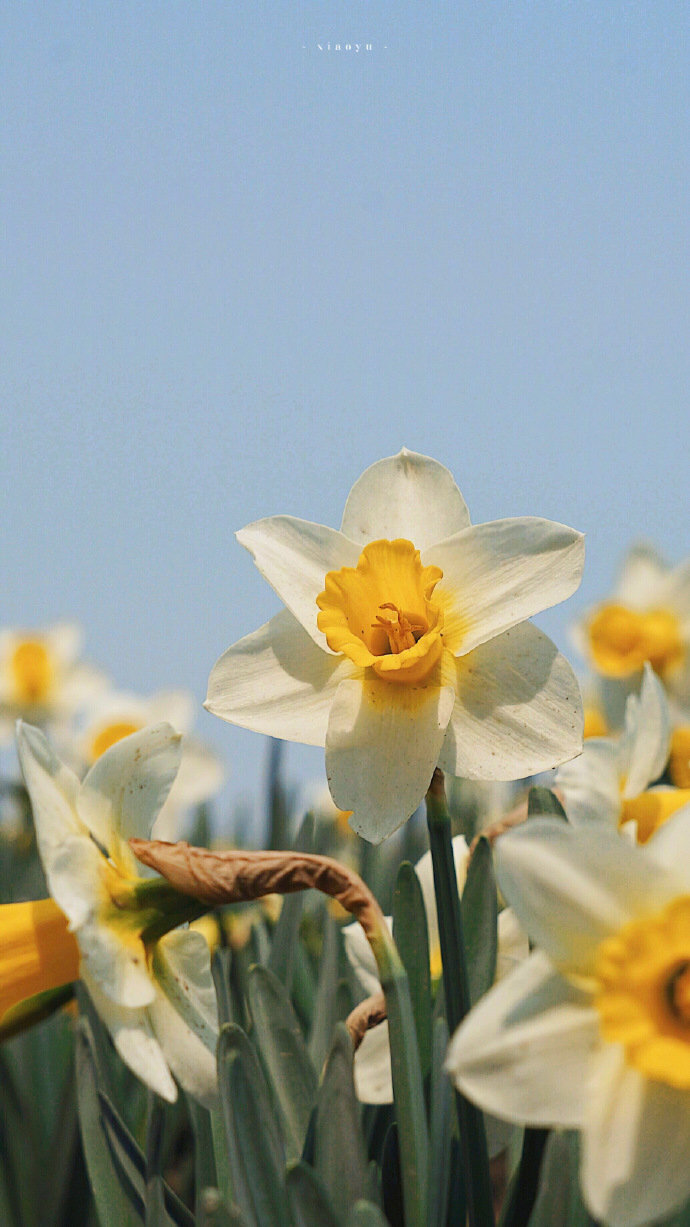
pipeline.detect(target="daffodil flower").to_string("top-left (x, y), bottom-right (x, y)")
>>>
top-left (446, 814), bottom-right (690, 1227)
top-left (206, 449), bottom-right (585, 842)
top-left (557, 663), bottom-right (690, 843)
top-left (344, 835), bottom-right (527, 1102)
top-left (14, 720), bottom-right (219, 1107)
top-left (0, 623), bottom-right (106, 744)
top-left (75, 687), bottom-right (225, 839)
top-left (574, 542), bottom-right (690, 701)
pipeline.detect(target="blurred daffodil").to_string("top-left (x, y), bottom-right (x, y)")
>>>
top-left (447, 813), bottom-right (690, 1227)
top-left (343, 835), bottom-right (527, 1121)
top-left (207, 449), bottom-right (584, 843)
top-left (76, 687), bottom-right (225, 839)
top-left (0, 624), bottom-right (105, 744)
top-left (0, 898), bottom-right (79, 1031)
top-left (575, 543), bottom-right (690, 701)
top-left (557, 664), bottom-right (690, 842)
top-left (15, 720), bottom-right (219, 1106)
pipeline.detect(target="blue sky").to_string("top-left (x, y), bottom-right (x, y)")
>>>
top-left (2, 3), bottom-right (688, 835)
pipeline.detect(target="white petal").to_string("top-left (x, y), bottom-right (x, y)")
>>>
top-left (149, 930), bottom-right (219, 1110)
top-left (343, 919), bottom-right (385, 998)
top-left (237, 516), bottom-right (360, 647)
top-left (439, 624), bottom-right (583, 780)
top-left (206, 610), bottom-right (354, 746)
top-left (446, 951), bottom-right (597, 1127)
top-left (645, 803), bottom-right (690, 881)
top-left (428, 518), bottom-right (584, 656)
top-left (614, 543), bottom-right (668, 607)
top-left (326, 677), bottom-right (455, 843)
top-left (46, 622), bottom-right (83, 665)
top-left (44, 832), bottom-right (103, 930)
top-left (663, 557), bottom-right (690, 622)
top-left (82, 970), bottom-right (177, 1102)
top-left (353, 1020), bottom-right (393, 1104)
top-left (78, 916), bottom-right (156, 1009)
top-left (582, 1045), bottom-right (690, 1227)
top-left (340, 449), bottom-right (471, 553)
top-left (53, 663), bottom-right (109, 712)
top-left (167, 735), bottom-right (225, 808)
top-left (78, 723), bottom-right (182, 857)
top-left (494, 818), bottom-right (676, 972)
top-left (556, 737), bottom-right (622, 828)
top-left (145, 689), bottom-right (197, 733)
top-left (620, 664), bottom-right (670, 797)
top-left (495, 908), bottom-right (530, 977)
top-left (15, 722), bottom-right (83, 861)
top-left (414, 836), bottom-right (469, 955)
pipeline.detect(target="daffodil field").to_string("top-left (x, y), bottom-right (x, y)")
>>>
top-left (4, 449), bottom-right (690, 1227)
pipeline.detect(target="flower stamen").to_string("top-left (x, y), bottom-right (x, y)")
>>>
top-left (373, 604), bottom-right (430, 654)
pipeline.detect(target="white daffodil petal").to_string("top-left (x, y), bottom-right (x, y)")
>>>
top-left (621, 664), bottom-right (670, 797)
top-left (149, 931), bottom-right (219, 1109)
top-left (44, 834), bottom-right (103, 931)
top-left (495, 819), bottom-right (675, 971)
top-left (354, 1020), bottom-right (394, 1104)
top-left (645, 803), bottom-right (690, 881)
top-left (556, 738), bottom-right (622, 828)
top-left (439, 624), bottom-right (583, 780)
top-left (78, 919), bottom-right (156, 1009)
top-left (339, 449), bottom-right (471, 552)
top-left (237, 516), bottom-right (360, 647)
top-left (446, 951), bottom-right (597, 1128)
top-left (326, 678), bottom-right (455, 843)
top-left (428, 518), bottom-right (584, 656)
top-left (47, 622), bottom-right (83, 664)
top-left (582, 1045), bottom-right (690, 1227)
top-left (614, 543), bottom-right (668, 607)
top-left (79, 723), bottom-right (182, 856)
top-left (16, 721), bottom-right (83, 854)
top-left (343, 918), bottom-right (386, 998)
top-left (206, 610), bottom-right (355, 747)
top-left (146, 689), bottom-right (197, 733)
top-left (413, 837), bottom-right (469, 956)
top-left (496, 908), bottom-right (530, 976)
top-left (82, 971), bottom-right (177, 1103)
top-left (663, 559), bottom-right (690, 622)
top-left (167, 736), bottom-right (225, 809)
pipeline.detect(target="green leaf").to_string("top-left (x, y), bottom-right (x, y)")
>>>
top-left (216, 1024), bottom-right (293, 1227)
top-left (526, 1131), bottom-right (593, 1227)
top-left (527, 788), bottom-right (567, 821)
top-left (285, 1162), bottom-right (342, 1227)
top-left (268, 813), bottom-right (314, 992)
top-left (246, 964), bottom-right (318, 1162)
top-left (346, 1202), bottom-right (391, 1226)
top-left (314, 1025), bottom-right (371, 1217)
top-left (498, 1128), bottom-right (548, 1227)
top-left (75, 1020), bottom-right (143, 1227)
top-left (460, 836), bottom-right (498, 1006)
top-left (308, 911), bottom-right (342, 1071)
top-left (427, 1018), bottom-right (452, 1227)
top-left (392, 861), bottom-right (432, 1078)
top-left (187, 1098), bottom-right (218, 1221)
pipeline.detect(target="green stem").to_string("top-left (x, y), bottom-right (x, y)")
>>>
top-left (426, 770), bottom-right (495, 1227)
top-left (371, 925), bottom-right (429, 1227)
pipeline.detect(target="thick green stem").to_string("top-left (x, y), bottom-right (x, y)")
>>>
top-left (372, 925), bottom-right (429, 1227)
top-left (426, 769), bottom-right (495, 1227)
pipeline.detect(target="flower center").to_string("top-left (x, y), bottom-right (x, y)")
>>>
top-left (619, 788), bottom-right (690, 843)
top-left (89, 721), bottom-right (142, 762)
top-left (595, 897), bottom-right (690, 1087)
top-left (587, 603), bottom-right (684, 678)
top-left (11, 640), bottom-right (54, 705)
top-left (316, 538), bottom-right (444, 685)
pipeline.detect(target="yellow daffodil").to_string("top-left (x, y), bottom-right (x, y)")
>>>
top-left (15, 720), bottom-right (219, 1106)
top-left (446, 813), bottom-right (690, 1227)
top-left (0, 898), bottom-right (80, 1027)
top-left (557, 664), bottom-right (690, 843)
top-left (76, 687), bottom-right (225, 838)
top-left (207, 449), bottom-right (585, 843)
top-left (575, 543), bottom-right (690, 700)
top-left (0, 623), bottom-right (106, 743)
